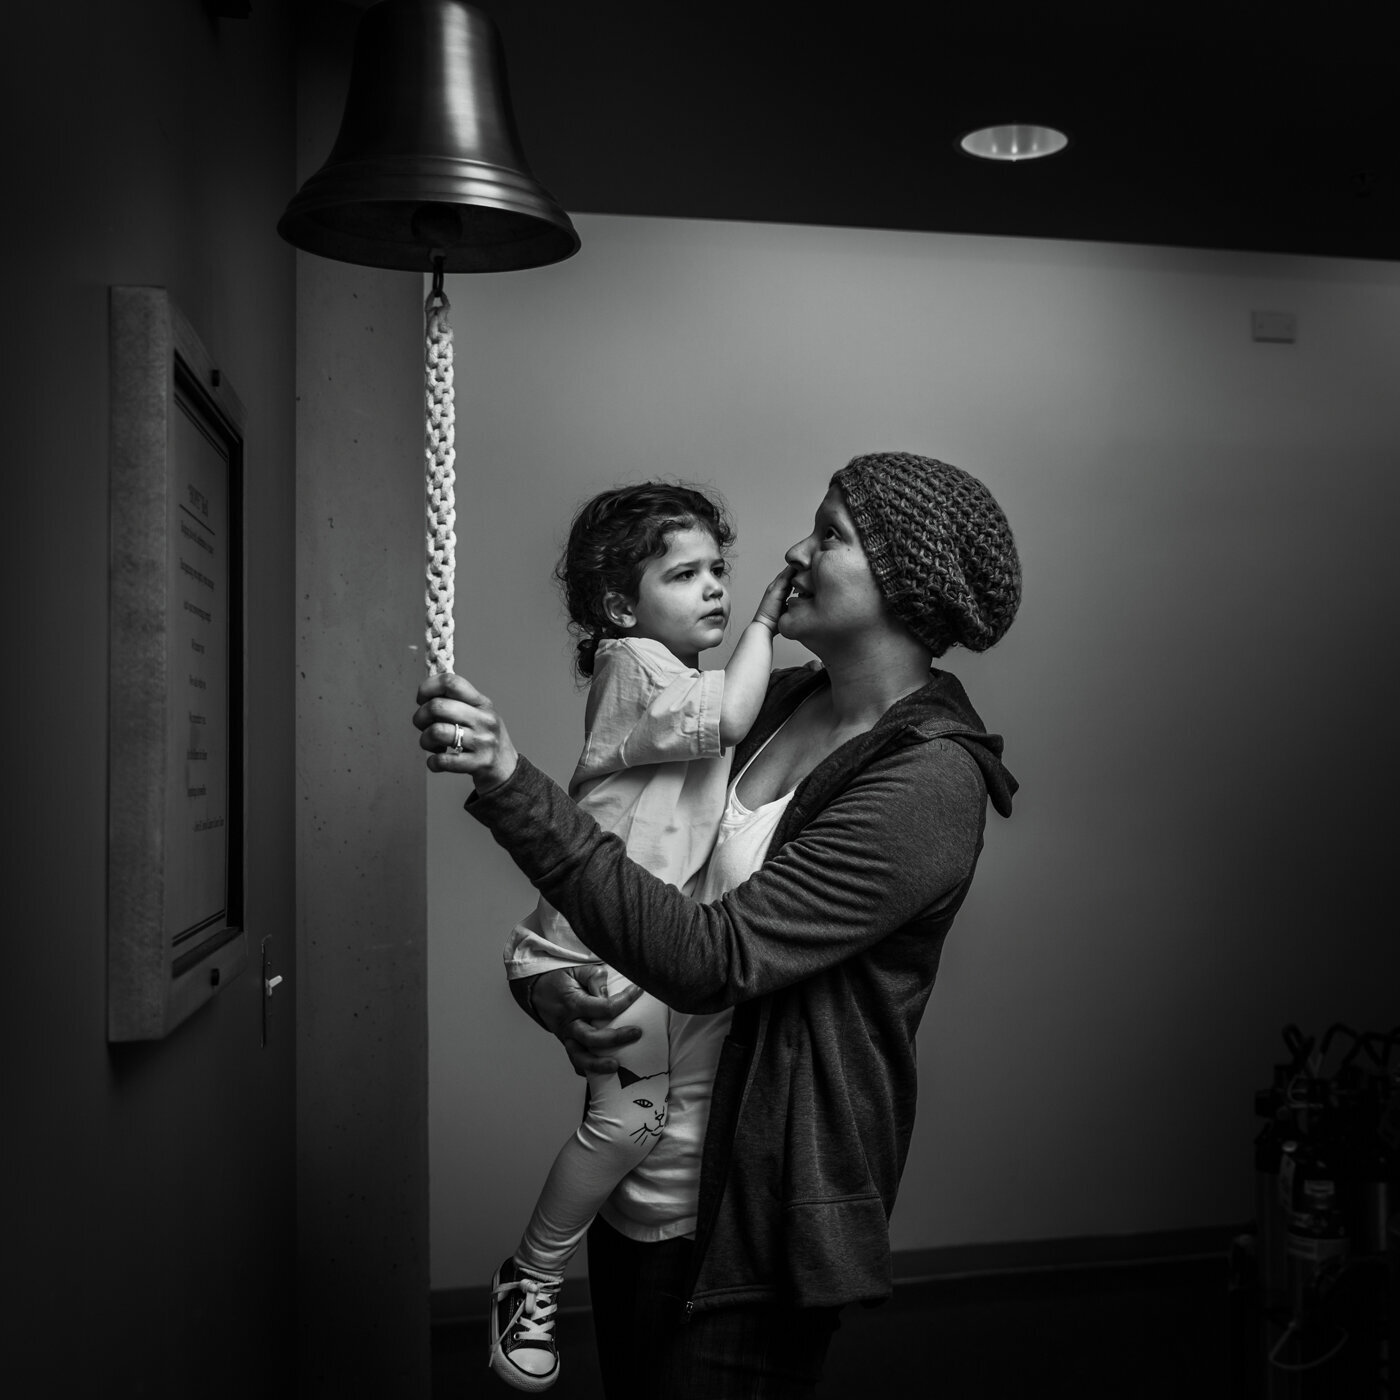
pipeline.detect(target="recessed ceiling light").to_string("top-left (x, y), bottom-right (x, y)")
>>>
top-left (960, 124), bottom-right (1069, 162)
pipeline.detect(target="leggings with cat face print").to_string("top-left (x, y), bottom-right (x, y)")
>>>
top-left (514, 976), bottom-right (670, 1283)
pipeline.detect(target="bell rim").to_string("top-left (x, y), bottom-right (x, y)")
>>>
top-left (278, 153), bottom-right (580, 272)
top-left (278, 204), bottom-right (579, 274)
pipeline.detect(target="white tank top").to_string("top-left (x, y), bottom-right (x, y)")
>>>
top-left (597, 728), bottom-right (797, 1241)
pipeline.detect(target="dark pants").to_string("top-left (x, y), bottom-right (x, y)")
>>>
top-left (586, 1215), bottom-right (842, 1400)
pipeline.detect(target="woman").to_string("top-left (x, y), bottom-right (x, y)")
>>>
top-left (415, 452), bottom-right (1021, 1398)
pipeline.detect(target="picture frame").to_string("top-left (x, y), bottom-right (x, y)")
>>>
top-left (107, 286), bottom-right (248, 1041)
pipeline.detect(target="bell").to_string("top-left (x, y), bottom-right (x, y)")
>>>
top-left (278, 0), bottom-right (579, 273)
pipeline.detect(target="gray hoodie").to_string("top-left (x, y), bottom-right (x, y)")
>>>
top-left (470, 663), bottom-right (1017, 1314)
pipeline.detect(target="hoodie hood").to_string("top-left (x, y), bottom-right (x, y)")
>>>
top-left (893, 667), bottom-right (1018, 818)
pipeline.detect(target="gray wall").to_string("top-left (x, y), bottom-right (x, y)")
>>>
top-left (292, 2), bottom-right (431, 1392)
top-left (427, 214), bottom-right (1400, 1290)
top-left (5, 2), bottom-right (298, 1393)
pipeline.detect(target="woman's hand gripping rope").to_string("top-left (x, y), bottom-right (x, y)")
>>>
top-left (414, 672), bottom-right (520, 792)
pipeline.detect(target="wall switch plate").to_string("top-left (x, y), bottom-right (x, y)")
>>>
top-left (1251, 311), bottom-right (1297, 343)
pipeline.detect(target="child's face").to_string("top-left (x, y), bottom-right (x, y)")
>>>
top-left (605, 525), bottom-right (730, 667)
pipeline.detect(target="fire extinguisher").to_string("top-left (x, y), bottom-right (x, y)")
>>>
top-left (1285, 1162), bottom-right (1350, 1321)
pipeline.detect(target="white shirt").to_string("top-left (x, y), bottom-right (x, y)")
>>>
top-left (599, 731), bottom-right (797, 1241)
top-left (504, 637), bottom-right (730, 976)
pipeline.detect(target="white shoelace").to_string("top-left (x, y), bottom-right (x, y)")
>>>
top-left (498, 1276), bottom-right (558, 1344)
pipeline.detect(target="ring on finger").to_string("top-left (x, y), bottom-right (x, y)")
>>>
top-left (449, 723), bottom-right (466, 753)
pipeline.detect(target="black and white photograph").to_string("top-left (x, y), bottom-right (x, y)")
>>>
top-left (6, 3), bottom-right (1398, 1397)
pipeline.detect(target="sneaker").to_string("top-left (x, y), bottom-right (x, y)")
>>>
top-left (489, 1257), bottom-right (561, 1392)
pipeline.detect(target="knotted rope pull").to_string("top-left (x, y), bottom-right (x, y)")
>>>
top-left (424, 268), bottom-right (456, 675)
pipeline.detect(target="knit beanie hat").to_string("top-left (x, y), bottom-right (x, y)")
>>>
top-left (831, 451), bottom-right (1021, 656)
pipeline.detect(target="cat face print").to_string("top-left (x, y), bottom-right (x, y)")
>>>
top-left (617, 1065), bottom-right (668, 1145)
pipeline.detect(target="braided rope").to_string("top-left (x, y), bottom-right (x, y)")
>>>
top-left (424, 286), bottom-right (456, 674)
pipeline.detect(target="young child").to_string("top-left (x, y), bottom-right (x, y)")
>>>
top-left (488, 482), bottom-right (790, 1392)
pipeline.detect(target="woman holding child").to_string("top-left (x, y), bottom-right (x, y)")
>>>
top-left (413, 451), bottom-right (1021, 1399)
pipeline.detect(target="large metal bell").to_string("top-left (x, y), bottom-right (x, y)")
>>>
top-left (278, 0), bottom-right (579, 272)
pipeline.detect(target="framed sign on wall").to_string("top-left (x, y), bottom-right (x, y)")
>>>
top-left (108, 286), bottom-right (247, 1041)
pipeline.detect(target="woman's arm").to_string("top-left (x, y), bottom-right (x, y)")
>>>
top-left (414, 673), bottom-right (985, 1013)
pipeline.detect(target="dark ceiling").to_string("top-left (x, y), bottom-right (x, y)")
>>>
top-left (471, 3), bottom-right (1400, 263)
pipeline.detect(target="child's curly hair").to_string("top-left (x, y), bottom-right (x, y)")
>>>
top-left (555, 481), bottom-right (735, 678)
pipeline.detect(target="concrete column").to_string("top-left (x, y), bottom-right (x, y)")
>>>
top-left (294, 3), bottom-right (430, 1392)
